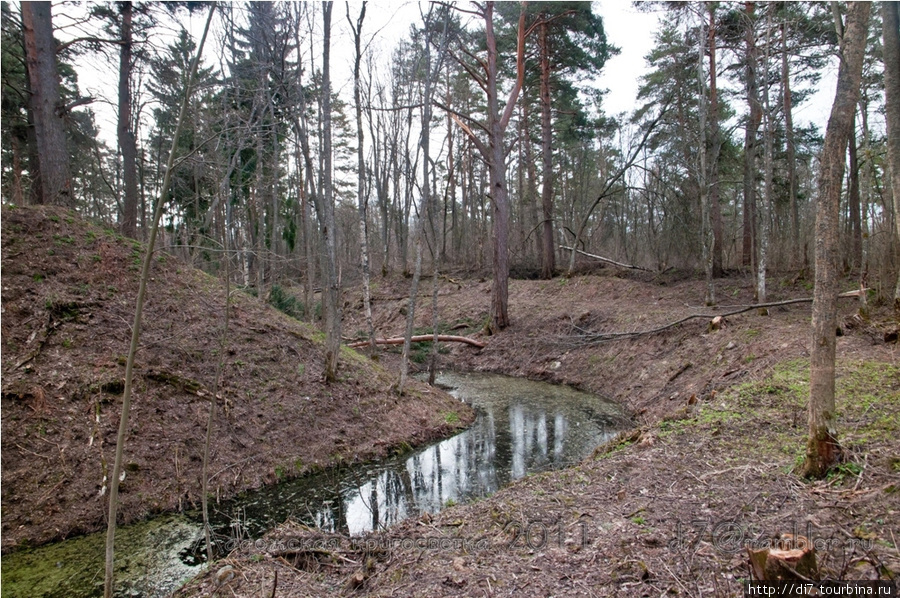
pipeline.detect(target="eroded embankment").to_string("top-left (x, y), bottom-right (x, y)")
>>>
top-left (1, 206), bottom-right (473, 553)
top-left (175, 272), bottom-right (900, 597)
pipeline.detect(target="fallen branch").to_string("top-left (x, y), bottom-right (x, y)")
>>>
top-left (559, 246), bottom-right (656, 272)
top-left (347, 334), bottom-right (485, 349)
top-left (575, 291), bottom-right (866, 343)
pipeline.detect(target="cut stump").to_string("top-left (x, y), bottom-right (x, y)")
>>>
top-left (748, 534), bottom-right (818, 582)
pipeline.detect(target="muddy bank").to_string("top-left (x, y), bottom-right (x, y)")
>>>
top-left (176, 273), bottom-right (899, 596)
top-left (345, 272), bottom-right (896, 422)
top-left (0, 206), bottom-right (473, 553)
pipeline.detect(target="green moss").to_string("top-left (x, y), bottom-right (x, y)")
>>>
top-left (660, 359), bottom-right (898, 476)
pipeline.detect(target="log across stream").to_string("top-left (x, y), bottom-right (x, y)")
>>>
top-left (2, 372), bottom-right (628, 598)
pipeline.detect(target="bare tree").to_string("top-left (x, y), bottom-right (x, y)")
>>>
top-left (883, 0), bottom-right (900, 309)
top-left (104, 8), bottom-right (215, 595)
top-left (346, 1), bottom-right (376, 353)
top-left (400, 5), bottom-right (449, 394)
top-left (804, 1), bottom-right (870, 479)
top-left (707, 1), bottom-right (724, 278)
top-left (781, 14), bottom-right (800, 263)
top-left (320, 1), bottom-right (342, 382)
top-left (757, 4), bottom-right (775, 305)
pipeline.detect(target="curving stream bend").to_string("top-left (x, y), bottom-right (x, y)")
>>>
top-left (1, 371), bottom-right (627, 598)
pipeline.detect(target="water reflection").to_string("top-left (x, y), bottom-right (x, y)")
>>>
top-left (228, 372), bottom-right (624, 537)
top-left (2, 372), bottom-right (626, 598)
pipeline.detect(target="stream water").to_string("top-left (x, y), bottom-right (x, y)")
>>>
top-left (1, 371), bottom-right (627, 598)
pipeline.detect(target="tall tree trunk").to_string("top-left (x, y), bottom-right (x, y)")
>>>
top-left (782, 18), bottom-right (800, 265)
top-left (521, 100), bottom-right (542, 262)
top-left (347, 3), bottom-right (376, 354)
top-left (758, 5), bottom-right (774, 305)
top-left (538, 19), bottom-right (555, 279)
top-left (858, 96), bottom-right (873, 272)
top-left (697, 8), bottom-right (715, 306)
top-left (708, 2), bottom-right (724, 277)
top-left (742, 2), bottom-right (761, 271)
top-left (848, 112), bottom-right (862, 272)
top-left (320, 2), bottom-right (341, 382)
top-left (398, 229), bottom-right (422, 394)
top-left (21, 1), bottom-right (71, 206)
top-left (254, 133), bottom-right (266, 293)
top-left (804, 1), bottom-right (870, 479)
top-left (484, 1), bottom-right (526, 331)
top-left (118, 2), bottom-right (138, 239)
top-left (884, 0), bottom-right (900, 308)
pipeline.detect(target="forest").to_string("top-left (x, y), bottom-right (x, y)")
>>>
top-left (4, 1), bottom-right (899, 315)
top-left (2, 1), bottom-right (900, 597)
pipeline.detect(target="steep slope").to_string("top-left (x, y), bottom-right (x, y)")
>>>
top-left (0, 205), bottom-right (473, 552)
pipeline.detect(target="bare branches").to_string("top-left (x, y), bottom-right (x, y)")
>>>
top-left (559, 246), bottom-right (657, 272)
top-left (348, 334), bottom-right (485, 349)
top-left (56, 36), bottom-right (124, 54)
top-left (571, 291), bottom-right (868, 345)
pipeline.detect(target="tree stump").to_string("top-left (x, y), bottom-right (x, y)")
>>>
top-left (708, 316), bottom-right (725, 332)
top-left (748, 534), bottom-right (818, 582)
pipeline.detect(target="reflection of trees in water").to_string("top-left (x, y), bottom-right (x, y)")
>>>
top-left (201, 375), bottom-right (622, 547)
top-left (510, 404), bottom-right (559, 479)
top-left (304, 382), bottom-right (621, 536)
top-left (554, 413), bottom-right (566, 459)
top-left (339, 402), bottom-right (576, 532)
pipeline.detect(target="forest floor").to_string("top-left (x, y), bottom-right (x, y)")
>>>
top-left (177, 267), bottom-right (900, 596)
top-left (0, 206), bottom-right (473, 554)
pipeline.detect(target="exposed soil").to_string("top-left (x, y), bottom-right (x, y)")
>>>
top-left (177, 267), bottom-right (900, 596)
top-left (0, 206), bottom-right (473, 553)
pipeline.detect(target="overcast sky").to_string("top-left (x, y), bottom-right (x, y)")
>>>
top-left (67, 1), bottom-right (840, 148)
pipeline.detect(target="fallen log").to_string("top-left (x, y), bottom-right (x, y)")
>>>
top-left (559, 245), bottom-right (656, 272)
top-left (574, 290), bottom-right (868, 344)
top-left (347, 334), bottom-right (485, 349)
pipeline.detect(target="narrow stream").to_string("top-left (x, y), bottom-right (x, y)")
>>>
top-left (2, 372), bottom-right (627, 598)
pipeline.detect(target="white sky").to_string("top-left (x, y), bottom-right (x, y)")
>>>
top-left (64, 1), bottom-right (838, 150)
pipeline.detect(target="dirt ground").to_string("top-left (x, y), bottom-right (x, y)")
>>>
top-left (177, 268), bottom-right (900, 596)
top-left (0, 206), bottom-right (473, 553)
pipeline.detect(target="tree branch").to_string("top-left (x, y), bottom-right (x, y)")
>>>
top-left (499, 5), bottom-right (528, 131)
top-left (559, 246), bottom-right (657, 272)
top-left (56, 96), bottom-right (94, 116)
top-left (56, 36), bottom-right (124, 54)
top-left (447, 112), bottom-right (490, 158)
top-left (573, 291), bottom-right (867, 343)
top-left (347, 334), bottom-right (485, 349)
